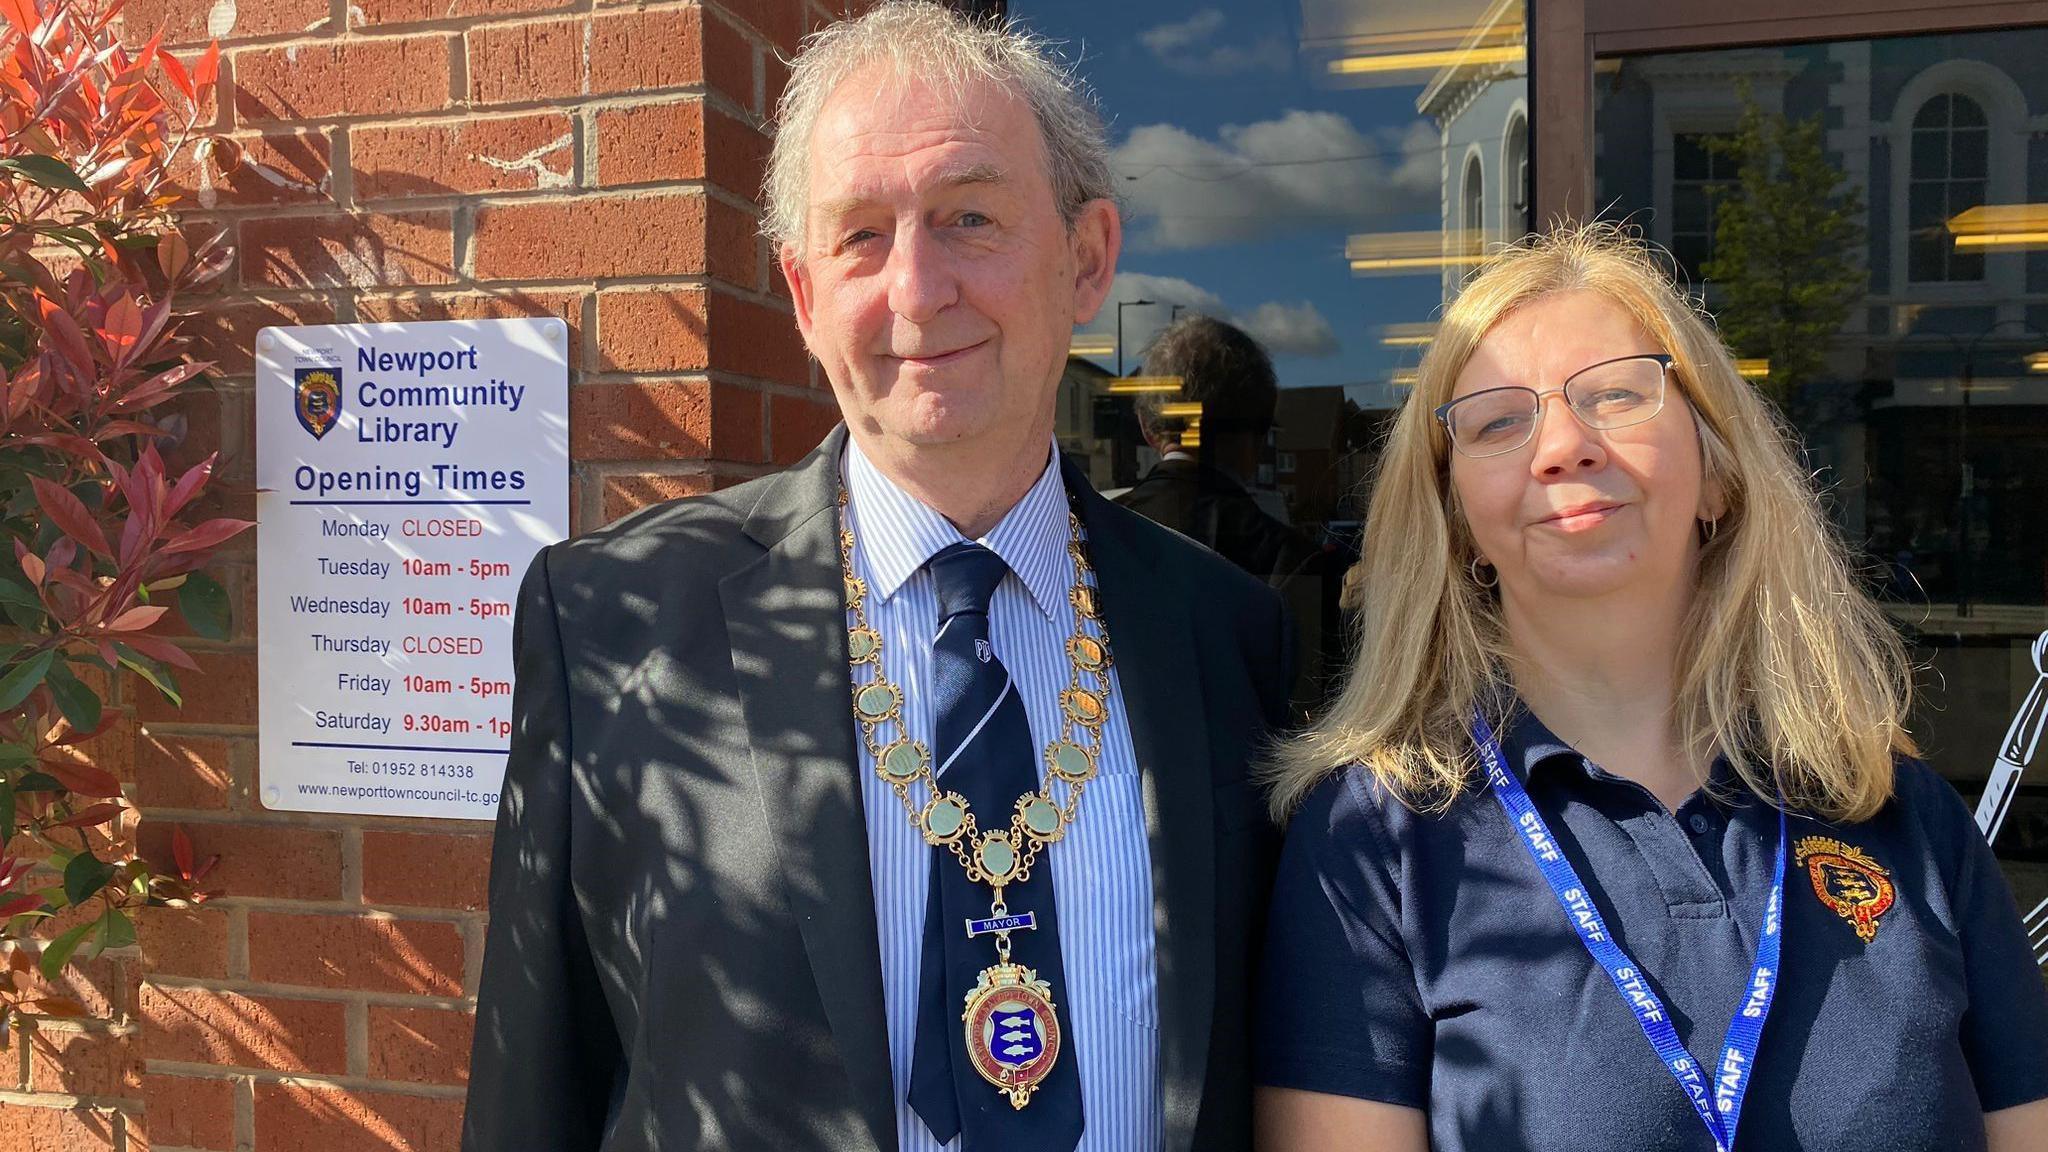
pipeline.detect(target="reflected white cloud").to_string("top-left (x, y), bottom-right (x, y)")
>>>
top-left (1138, 8), bottom-right (1225, 55)
top-left (1240, 301), bottom-right (1340, 358)
top-left (1114, 111), bottom-right (1440, 250)
top-left (1078, 273), bottom-right (1342, 361)
top-left (1137, 7), bottom-right (1291, 76)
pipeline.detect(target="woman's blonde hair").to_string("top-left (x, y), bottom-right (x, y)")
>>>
top-left (1265, 222), bottom-right (1916, 822)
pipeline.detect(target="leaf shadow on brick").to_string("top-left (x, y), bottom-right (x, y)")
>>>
top-left (0, 1101), bottom-right (122, 1148)
top-left (240, 208), bottom-right (457, 290)
top-left (141, 984), bottom-right (346, 1077)
top-left (172, 132), bottom-right (335, 209)
top-left (217, 106), bottom-right (459, 290)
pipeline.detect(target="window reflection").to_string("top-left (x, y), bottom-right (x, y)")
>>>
top-left (1021, 0), bottom-right (1530, 710)
top-left (1598, 31), bottom-right (2048, 902)
top-left (1019, 0), bottom-right (2044, 919)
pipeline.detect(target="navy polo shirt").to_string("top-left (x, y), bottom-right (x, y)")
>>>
top-left (1256, 706), bottom-right (2048, 1152)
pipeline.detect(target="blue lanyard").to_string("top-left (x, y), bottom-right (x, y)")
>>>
top-left (1472, 710), bottom-right (1785, 1152)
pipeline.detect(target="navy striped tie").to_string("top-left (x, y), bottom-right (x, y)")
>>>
top-left (907, 542), bottom-right (1083, 1150)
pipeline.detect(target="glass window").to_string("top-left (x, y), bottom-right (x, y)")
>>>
top-left (1504, 114), bottom-right (1530, 237)
top-left (1019, 0), bottom-right (1528, 709)
top-left (1909, 92), bottom-right (1990, 282)
top-left (1598, 28), bottom-right (2048, 911)
top-left (1669, 132), bottom-right (1739, 284)
top-left (1463, 154), bottom-right (1486, 251)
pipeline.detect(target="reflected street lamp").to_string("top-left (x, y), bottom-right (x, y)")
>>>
top-left (1115, 298), bottom-right (1159, 376)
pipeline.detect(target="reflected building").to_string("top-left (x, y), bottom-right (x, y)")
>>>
top-left (1055, 355), bottom-right (1122, 491)
top-left (1591, 32), bottom-right (2048, 886)
top-left (1390, 11), bottom-right (2048, 896)
top-left (1008, 0), bottom-right (2046, 906)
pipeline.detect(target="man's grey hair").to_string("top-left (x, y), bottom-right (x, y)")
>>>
top-left (763, 0), bottom-right (1113, 256)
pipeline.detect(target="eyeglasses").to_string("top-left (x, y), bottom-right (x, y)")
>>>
top-left (1433, 353), bottom-right (1676, 459)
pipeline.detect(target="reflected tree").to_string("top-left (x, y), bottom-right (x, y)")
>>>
top-left (1702, 85), bottom-right (1866, 411)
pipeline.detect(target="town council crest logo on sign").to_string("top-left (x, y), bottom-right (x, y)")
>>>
top-left (295, 368), bottom-right (342, 440)
top-left (1795, 835), bottom-right (1896, 943)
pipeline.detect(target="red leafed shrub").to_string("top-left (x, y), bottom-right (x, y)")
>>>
top-left (0, 0), bottom-right (247, 1026)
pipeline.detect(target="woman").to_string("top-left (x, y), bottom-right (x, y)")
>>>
top-left (1255, 224), bottom-right (2048, 1152)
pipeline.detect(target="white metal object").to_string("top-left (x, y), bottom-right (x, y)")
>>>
top-left (1976, 631), bottom-right (2048, 846)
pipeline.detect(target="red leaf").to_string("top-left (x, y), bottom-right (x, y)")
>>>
top-left (99, 292), bottom-right (143, 366)
top-left (34, 292), bottom-right (98, 374)
top-left (51, 802), bottom-right (124, 830)
top-left (110, 360), bottom-right (204, 412)
top-left (0, 894), bottom-right (41, 919)
top-left (133, 30), bottom-right (160, 79)
top-left (17, 433), bottom-right (108, 465)
top-left (50, 710), bottom-right (120, 745)
top-left (191, 42), bottom-right (219, 89)
top-left (157, 45), bottom-right (193, 102)
top-left (42, 760), bottom-right (123, 799)
top-left (160, 517), bottom-right (249, 555)
top-left (92, 419), bottom-right (167, 441)
top-left (101, 604), bottom-right (167, 632)
top-left (135, 443), bottom-right (168, 513)
top-left (0, 0), bottom-right (35, 38)
top-left (0, 857), bottom-right (32, 890)
top-left (131, 297), bottom-right (173, 364)
top-left (164, 452), bottom-right (215, 520)
top-left (19, 552), bottom-right (43, 587)
top-left (171, 825), bottom-right (193, 878)
top-left (30, 477), bottom-right (112, 559)
top-left (117, 509), bottom-right (149, 571)
top-left (110, 633), bottom-right (199, 672)
top-left (180, 235), bottom-right (232, 290)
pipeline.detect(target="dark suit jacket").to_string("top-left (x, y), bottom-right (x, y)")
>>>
top-left (461, 426), bottom-right (1293, 1151)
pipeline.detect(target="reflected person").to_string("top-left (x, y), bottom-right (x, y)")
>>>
top-left (1255, 225), bottom-right (2048, 1152)
top-left (1116, 316), bottom-right (1340, 710)
top-left (462, 4), bottom-right (1293, 1151)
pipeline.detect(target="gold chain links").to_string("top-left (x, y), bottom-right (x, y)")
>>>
top-left (838, 490), bottom-right (1114, 900)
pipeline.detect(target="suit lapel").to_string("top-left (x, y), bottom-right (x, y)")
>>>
top-left (1069, 462), bottom-right (1217, 1152)
top-left (718, 426), bottom-right (897, 1151)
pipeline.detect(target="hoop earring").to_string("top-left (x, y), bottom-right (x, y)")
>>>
top-left (1701, 517), bottom-right (1720, 544)
top-left (1469, 556), bottom-right (1498, 589)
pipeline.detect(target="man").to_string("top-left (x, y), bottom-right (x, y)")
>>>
top-left (1116, 316), bottom-right (1343, 712)
top-left (461, 5), bottom-right (1291, 1151)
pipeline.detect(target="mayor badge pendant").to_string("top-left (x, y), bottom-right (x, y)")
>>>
top-left (963, 962), bottom-right (1063, 1108)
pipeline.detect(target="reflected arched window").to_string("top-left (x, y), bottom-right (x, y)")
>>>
top-left (1908, 92), bottom-right (1988, 282)
top-left (1462, 155), bottom-right (1485, 256)
top-left (1504, 116), bottom-right (1530, 237)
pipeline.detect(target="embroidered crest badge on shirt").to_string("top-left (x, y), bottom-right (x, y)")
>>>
top-left (962, 962), bottom-right (1062, 1109)
top-left (1794, 836), bottom-right (1896, 943)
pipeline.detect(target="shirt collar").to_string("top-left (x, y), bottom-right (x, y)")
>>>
top-left (1492, 695), bottom-right (1744, 796)
top-left (841, 436), bottom-right (1072, 621)
top-left (1494, 703), bottom-right (1585, 784)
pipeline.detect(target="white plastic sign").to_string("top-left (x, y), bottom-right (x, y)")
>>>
top-left (255, 318), bottom-right (569, 820)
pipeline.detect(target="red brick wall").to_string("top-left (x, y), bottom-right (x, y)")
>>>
top-left (0, 2), bottom-right (842, 1147)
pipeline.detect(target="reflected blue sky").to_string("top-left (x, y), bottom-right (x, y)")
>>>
top-left (1012, 1), bottom-right (1516, 402)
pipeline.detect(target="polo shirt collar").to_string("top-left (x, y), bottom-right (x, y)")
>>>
top-left (841, 435), bottom-right (1071, 621)
top-left (1492, 696), bottom-right (1743, 795)
top-left (1494, 704), bottom-right (1586, 783)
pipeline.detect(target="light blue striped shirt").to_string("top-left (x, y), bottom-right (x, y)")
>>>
top-left (842, 437), bottom-right (1163, 1152)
